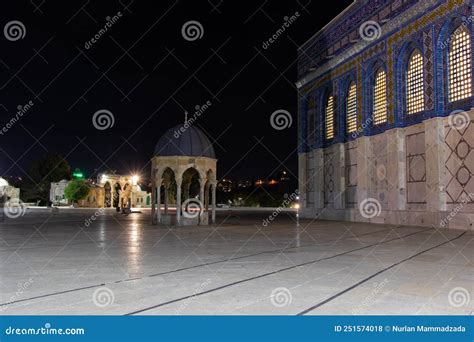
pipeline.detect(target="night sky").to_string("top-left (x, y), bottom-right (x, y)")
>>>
top-left (0, 0), bottom-right (352, 182)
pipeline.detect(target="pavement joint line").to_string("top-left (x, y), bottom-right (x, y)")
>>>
top-left (297, 231), bottom-right (468, 315)
top-left (0, 226), bottom-right (412, 307)
top-left (124, 227), bottom-right (432, 315)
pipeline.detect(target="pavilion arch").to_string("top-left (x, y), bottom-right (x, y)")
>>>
top-left (204, 169), bottom-right (217, 212)
top-left (113, 183), bottom-right (121, 209)
top-left (104, 182), bottom-right (112, 208)
top-left (122, 182), bottom-right (132, 208)
top-left (181, 167), bottom-right (202, 201)
top-left (151, 122), bottom-right (217, 226)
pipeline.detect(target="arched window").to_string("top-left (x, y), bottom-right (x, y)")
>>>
top-left (346, 82), bottom-right (357, 133)
top-left (325, 95), bottom-right (334, 140)
top-left (448, 26), bottom-right (472, 102)
top-left (373, 68), bottom-right (387, 125)
top-left (406, 50), bottom-right (424, 114)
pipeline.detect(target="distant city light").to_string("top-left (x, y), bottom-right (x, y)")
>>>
top-left (217, 179), bottom-right (233, 193)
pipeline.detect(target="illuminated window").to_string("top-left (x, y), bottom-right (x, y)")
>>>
top-left (406, 51), bottom-right (424, 114)
top-left (346, 82), bottom-right (357, 133)
top-left (325, 95), bottom-right (334, 140)
top-left (449, 26), bottom-right (472, 102)
top-left (373, 68), bottom-right (387, 125)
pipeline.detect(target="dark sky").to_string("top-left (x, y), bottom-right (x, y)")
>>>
top-left (0, 0), bottom-right (352, 182)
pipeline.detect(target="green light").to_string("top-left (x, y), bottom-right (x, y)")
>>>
top-left (72, 169), bottom-right (85, 179)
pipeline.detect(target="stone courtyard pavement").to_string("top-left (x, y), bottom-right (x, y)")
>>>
top-left (0, 209), bottom-right (472, 315)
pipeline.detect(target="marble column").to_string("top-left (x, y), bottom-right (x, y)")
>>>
top-left (176, 180), bottom-right (182, 224)
top-left (334, 143), bottom-right (346, 209)
top-left (425, 117), bottom-right (447, 212)
top-left (156, 182), bottom-right (162, 223)
top-left (356, 136), bottom-right (370, 206)
top-left (211, 183), bottom-right (216, 224)
top-left (151, 185), bottom-right (156, 225)
top-left (164, 186), bottom-right (169, 214)
top-left (199, 181), bottom-right (205, 225)
top-left (204, 183), bottom-right (210, 211)
top-left (298, 153), bottom-right (307, 208)
top-left (387, 128), bottom-right (407, 210)
top-left (313, 149), bottom-right (325, 209)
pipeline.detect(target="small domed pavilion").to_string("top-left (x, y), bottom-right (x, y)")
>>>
top-left (151, 119), bottom-right (217, 226)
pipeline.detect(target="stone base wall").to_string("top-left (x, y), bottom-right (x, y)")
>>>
top-left (299, 110), bottom-right (474, 230)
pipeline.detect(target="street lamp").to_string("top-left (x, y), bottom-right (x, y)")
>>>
top-left (295, 195), bottom-right (300, 227)
top-left (132, 175), bottom-right (139, 185)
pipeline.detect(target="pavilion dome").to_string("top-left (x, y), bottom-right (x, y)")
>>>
top-left (154, 125), bottom-right (216, 159)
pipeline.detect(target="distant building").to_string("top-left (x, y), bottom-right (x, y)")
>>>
top-left (0, 177), bottom-right (20, 203)
top-left (50, 180), bottom-right (69, 205)
top-left (50, 174), bottom-right (151, 208)
top-left (297, 0), bottom-right (474, 229)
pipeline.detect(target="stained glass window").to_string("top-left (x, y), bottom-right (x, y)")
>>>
top-left (346, 82), bottom-right (357, 133)
top-left (373, 69), bottom-right (387, 125)
top-left (406, 51), bottom-right (424, 114)
top-left (449, 26), bottom-right (472, 102)
top-left (325, 95), bottom-right (334, 140)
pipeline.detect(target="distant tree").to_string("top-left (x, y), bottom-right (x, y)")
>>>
top-left (20, 154), bottom-right (71, 204)
top-left (64, 180), bottom-right (90, 204)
